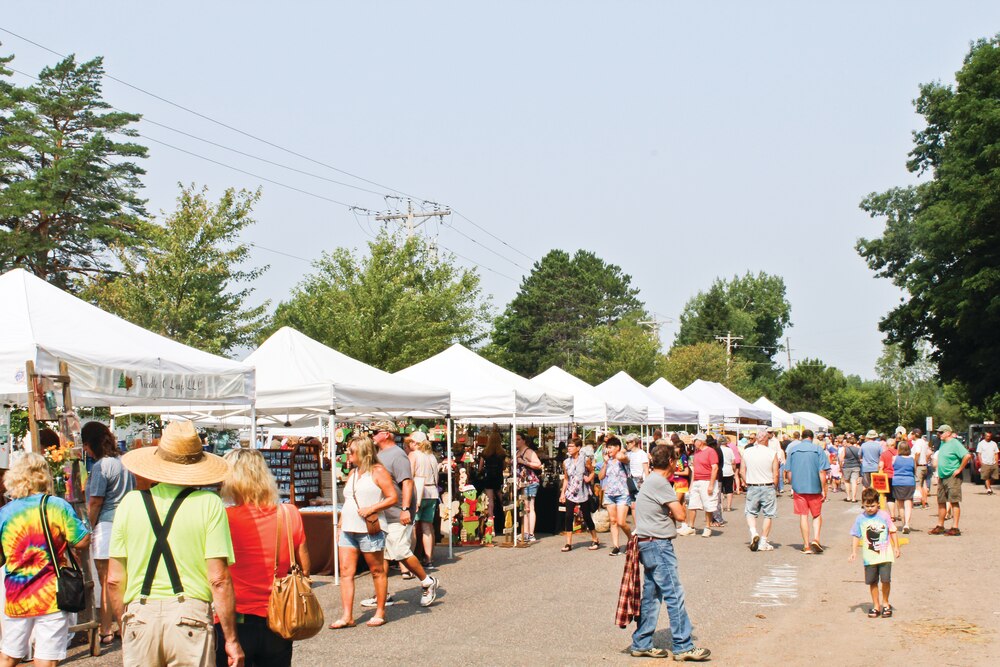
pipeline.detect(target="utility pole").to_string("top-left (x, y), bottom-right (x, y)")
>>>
top-left (638, 314), bottom-right (673, 345)
top-left (715, 331), bottom-right (744, 380)
top-left (375, 199), bottom-right (451, 238)
top-left (785, 337), bottom-right (792, 370)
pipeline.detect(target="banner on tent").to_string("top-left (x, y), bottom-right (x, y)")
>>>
top-left (79, 365), bottom-right (251, 401)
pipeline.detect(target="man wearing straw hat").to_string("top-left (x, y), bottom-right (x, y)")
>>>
top-left (106, 420), bottom-right (243, 667)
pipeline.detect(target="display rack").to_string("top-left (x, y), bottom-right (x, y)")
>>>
top-left (261, 443), bottom-right (322, 506)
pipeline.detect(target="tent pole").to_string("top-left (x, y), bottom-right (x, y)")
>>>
top-left (329, 410), bottom-right (339, 586)
top-left (249, 401), bottom-right (257, 449)
top-left (446, 415), bottom-right (453, 560)
top-left (511, 413), bottom-right (518, 547)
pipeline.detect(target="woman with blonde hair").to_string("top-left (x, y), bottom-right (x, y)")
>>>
top-left (218, 448), bottom-right (310, 667)
top-left (410, 433), bottom-right (440, 569)
top-left (330, 435), bottom-right (397, 629)
top-left (0, 453), bottom-right (90, 667)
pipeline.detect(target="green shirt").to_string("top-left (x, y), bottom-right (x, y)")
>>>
top-left (109, 484), bottom-right (234, 603)
top-left (937, 438), bottom-right (969, 479)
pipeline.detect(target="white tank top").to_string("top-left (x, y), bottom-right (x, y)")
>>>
top-left (342, 469), bottom-right (387, 533)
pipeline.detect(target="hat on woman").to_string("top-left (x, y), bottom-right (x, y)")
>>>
top-left (121, 420), bottom-right (229, 486)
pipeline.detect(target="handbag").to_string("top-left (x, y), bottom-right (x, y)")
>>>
top-left (267, 504), bottom-right (324, 640)
top-left (351, 470), bottom-right (382, 535)
top-left (40, 495), bottom-right (87, 613)
top-left (624, 463), bottom-right (640, 496)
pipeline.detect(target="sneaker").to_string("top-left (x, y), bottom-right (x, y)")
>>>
top-left (902, 526), bottom-right (910, 535)
top-left (527, 534), bottom-right (538, 543)
top-left (419, 577), bottom-right (439, 607)
top-left (676, 526), bottom-right (695, 536)
top-left (673, 647), bottom-right (711, 662)
top-left (758, 541), bottom-right (775, 551)
top-left (630, 648), bottom-right (671, 659)
top-left (425, 562), bottom-right (438, 571)
top-left (610, 547), bottom-right (621, 556)
top-left (749, 535), bottom-right (760, 552)
top-left (928, 525), bottom-right (946, 535)
top-left (701, 528), bottom-right (711, 538)
top-left (361, 593), bottom-right (396, 608)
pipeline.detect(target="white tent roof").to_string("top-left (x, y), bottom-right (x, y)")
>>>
top-left (791, 411), bottom-right (834, 431)
top-left (533, 366), bottom-right (646, 425)
top-left (681, 380), bottom-right (771, 423)
top-left (646, 378), bottom-right (703, 424)
top-left (395, 344), bottom-right (573, 421)
top-left (116, 327), bottom-right (451, 419)
top-left (594, 372), bottom-right (673, 425)
top-left (754, 396), bottom-right (795, 428)
top-left (0, 269), bottom-right (254, 407)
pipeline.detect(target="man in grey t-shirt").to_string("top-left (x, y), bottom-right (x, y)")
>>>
top-left (629, 446), bottom-right (710, 661)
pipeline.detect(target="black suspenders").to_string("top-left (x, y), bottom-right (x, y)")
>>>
top-left (139, 487), bottom-right (195, 600)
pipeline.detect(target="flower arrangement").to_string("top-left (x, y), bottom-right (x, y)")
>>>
top-left (43, 442), bottom-right (79, 496)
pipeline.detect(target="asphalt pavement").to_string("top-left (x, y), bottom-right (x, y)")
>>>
top-left (66, 482), bottom-right (1000, 666)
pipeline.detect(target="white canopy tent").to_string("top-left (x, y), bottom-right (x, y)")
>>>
top-left (396, 344), bottom-right (573, 551)
top-left (753, 396), bottom-right (795, 428)
top-left (0, 268), bottom-right (255, 408)
top-left (532, 366), bottom-right (646, 425)
top-left (681, 380), bottom-right (771, 424)
top-left (791, 411), bottom-right (834, 432)
top-left (645, 378), bottom-right (703, 424)
top-left (594, 372), bottom-right (673, 428)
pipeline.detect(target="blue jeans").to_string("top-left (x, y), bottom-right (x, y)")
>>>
top-left (630, 539), bottom-right (694, 653)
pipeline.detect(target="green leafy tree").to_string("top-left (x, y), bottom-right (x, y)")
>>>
top-left (875, 343), bottom-right (939, 427)
top-left (567, 319), bottom-right (663, 385)
top-left (0, 52), bottom-right (147, 289)
top-left (824, 380), bottom-right (897, 435)
top-left (270, 230), bottom-right (492, 371)
top-left (857, 35), bottom-right (1000, 405)
top-left (659, 342), bottom-right (751, 393)
top-left (772, 358), bottom-right (847, 415)
top-left (85, 185), bottom-right (268, 355)
top-left (490, 249), bottom-right (644, 376)
top-left (673, 272), bottom-right (791, 379)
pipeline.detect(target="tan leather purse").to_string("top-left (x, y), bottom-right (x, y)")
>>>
top-left (267, 504), bottom-right (324, 640)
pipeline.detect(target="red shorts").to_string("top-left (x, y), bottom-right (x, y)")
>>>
top-left (793, 492), bottom-right (824, 517)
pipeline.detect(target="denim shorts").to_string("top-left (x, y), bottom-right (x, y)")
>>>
top-left (604, 492), bottom-right (630, 507)
top-left (523, 482), bottom-right (540, 498)
top-left (744, 485), bottom-right (777, 518)
top-left (339, 530), bottom-right (386, 553)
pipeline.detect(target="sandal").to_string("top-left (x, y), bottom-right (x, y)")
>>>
top-left (881, 606), bottom-right (892, 618)
top-left (328, 619), bottom-right (356, 629)
top-left (588, 541), bottom-right (600, 550)
top-left (561, 544), bottom-right (572, 552)
top-left (100, 633), bottom-right (116, 645)
top-left (366, 616), bottom-right (386, 627)
top-left (401, 572), bottom-right (415, 580)
top-left (868, 607), bottom-right (881, 618)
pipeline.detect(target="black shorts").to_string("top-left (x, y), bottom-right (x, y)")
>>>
top-left (864, 562), bottom-right (892, 586)
top-left (721, 475), bottom-right (735, 494)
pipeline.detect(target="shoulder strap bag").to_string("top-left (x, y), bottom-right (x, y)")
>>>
top-left (267, 504), bottom-right (324, 640)
top-left (40, 495), bottom-right (87, 612)
top-left (139, 487), bottom-right (195, 600)
top-left (351, 470), bottom-right (382, 535)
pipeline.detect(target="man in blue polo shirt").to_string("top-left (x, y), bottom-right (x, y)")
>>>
top-left (860, 430), bottom-right (883, 489)
top-left (785, 429), bottom-right (830, 554)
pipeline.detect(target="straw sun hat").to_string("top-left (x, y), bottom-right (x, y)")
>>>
top-left (122, 420), bottom-right (229, 486)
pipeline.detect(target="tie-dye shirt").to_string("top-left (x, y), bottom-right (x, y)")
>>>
top-left (0, 494), bottom-right (89, 617)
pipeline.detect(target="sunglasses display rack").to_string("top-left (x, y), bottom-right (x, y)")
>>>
top-left (261, 442), bottom-right (323, 507)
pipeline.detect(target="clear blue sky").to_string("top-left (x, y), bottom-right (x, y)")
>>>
top-left (4, 2), bottom-right (999, 379)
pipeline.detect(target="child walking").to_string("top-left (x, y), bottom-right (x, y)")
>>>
top-left (849, 488), bottom-right (901, 618)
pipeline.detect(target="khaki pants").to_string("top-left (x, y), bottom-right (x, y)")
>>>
top-left (121, 597), bottom-right (214, 667)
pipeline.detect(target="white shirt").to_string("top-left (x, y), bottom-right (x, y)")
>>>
top-left (721, 446), bottom-right (735, 476)
top-left (768, 437), bottom-right (785, 464)
top-left (977, 439), bottom-right (999, 466)
top-left (911, 438), bottom-right (930, 465)
top-left (744, 445), bottom-right (778, 485)
top-left (628, 447), bottom-right (649, 480)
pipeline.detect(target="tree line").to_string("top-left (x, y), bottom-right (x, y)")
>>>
top-left (3, 39), bottom-right (996, 434)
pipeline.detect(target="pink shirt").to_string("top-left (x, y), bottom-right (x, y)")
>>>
top-left (693, 447), bottom-right (719, 481)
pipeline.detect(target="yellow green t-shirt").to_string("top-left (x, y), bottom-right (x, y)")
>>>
top-left (109, 484), bottom-right (234, 603)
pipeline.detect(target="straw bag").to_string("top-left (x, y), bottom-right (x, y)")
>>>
top-left (267, 504), bottom-right (324, 640)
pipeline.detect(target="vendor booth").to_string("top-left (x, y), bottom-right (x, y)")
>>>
top-left (791, 411), bottom-right (834, 432)
top-left (0, 268), bottom-right (255, 655)
top-left (595, 372), bottom-right (688, 438)
top-left (396, 344), bottom-right (573, 551)
top-left (754, 396), bottom-right (795, 429)
top-left (681, 379), bottom-right (771, 427)
top-left (645, 378), bottom-right (703, 426)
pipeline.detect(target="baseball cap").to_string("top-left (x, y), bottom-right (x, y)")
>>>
top-left (409, 431), bottom-right (428, 443)
top-left (370, 420), bottom-right (398, 434)
top-left (693, 432), bottom-right (707, 443)
top-left (936, 424), bottom-right (953, 434)
top-left (625, 433), bottom-right (641, 443)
